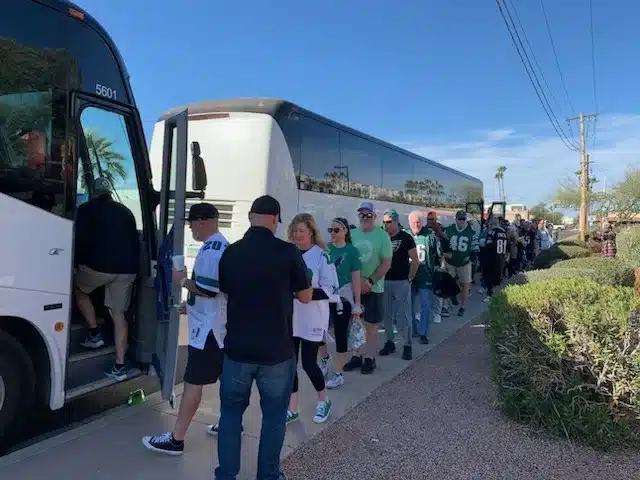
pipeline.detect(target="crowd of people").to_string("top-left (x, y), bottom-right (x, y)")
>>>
top-left (132, 196), bottom-right (560, 480)
top-left (70, 178), bottom-right (564, 479)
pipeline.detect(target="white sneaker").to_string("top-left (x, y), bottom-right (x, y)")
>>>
top-left (318, 354), bottom-right (331, 377)
top-left (433, 315), bottom-right (442, 324)
top-left (326, 373), bottom-right (344, 389)
top-left (482, 297), bottom-right (490, 303)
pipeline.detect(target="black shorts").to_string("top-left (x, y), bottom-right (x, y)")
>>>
top-left (361, 292), bottom-right (383, 325)
top-left (183, 332), bottom-right (223, 386)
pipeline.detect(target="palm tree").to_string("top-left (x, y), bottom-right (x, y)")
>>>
top-left (84, 130), bottom-right (127, 186)
top-left (495, 165), bottom-right (507, 202)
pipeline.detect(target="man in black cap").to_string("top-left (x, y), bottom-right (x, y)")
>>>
top-left (143, 202), bottom-right (230, 455)
top-left (215, 195), bottom-right (311, 480)
top-left (74, 176), bottom-right (139, 380)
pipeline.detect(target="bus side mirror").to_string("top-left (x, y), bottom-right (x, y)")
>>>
top-left (191, 141), bottom-right (207, 192)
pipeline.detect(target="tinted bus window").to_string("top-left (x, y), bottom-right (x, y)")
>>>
top-left (338, 130), bottom-right (382, 199)
top-left (299, 115), bottom-right (340, 194)
top-left (381, 148), bottom-right (414, 203)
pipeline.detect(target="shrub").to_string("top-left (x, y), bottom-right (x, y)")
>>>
top-left (557, 239), bottom-right (587, 248)
top-left (617, 227), bottom-right (640, 268)
top-left (532, 244), bottom-right (591, 269)
top-left (488, 278), bottom-right (640, 449)
top-left (507, 268), bottom-right (611, 286)
top-left (551, 257), bottom-right (636, 287)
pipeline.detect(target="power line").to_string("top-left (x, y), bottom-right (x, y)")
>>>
top-left (539, 0), bottom-right (575, 114)
top-left (509, 0), bottom-right (575, 139)
top-left (495, 0), bottom-right (579, 151)
top-left (588, 0), bottom-right (598, 113)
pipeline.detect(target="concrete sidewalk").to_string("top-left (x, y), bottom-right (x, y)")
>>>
top-left (282, 316), bottom-right (640, 480)
top-left (0, 295), bottom-right (484, 480)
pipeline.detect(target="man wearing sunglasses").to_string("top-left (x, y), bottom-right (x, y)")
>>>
top-left (344, 202), bottom-right (392, 374)
top-left (379, 209), bottom-right (418, 360)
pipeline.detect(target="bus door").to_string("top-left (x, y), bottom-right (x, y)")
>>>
top-left (465, 201), bottom-right (485, 227)
top-left (488, 202), bottom-right (506, 220)
top-left (153, 109), bottom-right (189, 406)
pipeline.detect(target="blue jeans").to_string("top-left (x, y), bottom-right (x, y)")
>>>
top-left (215, 355), bottom-right (296, 480)
top-left (411, 286), bottom-right (431, 337)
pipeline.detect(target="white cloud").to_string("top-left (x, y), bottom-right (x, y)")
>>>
top-left (399, 115), bottom-right (640, 207)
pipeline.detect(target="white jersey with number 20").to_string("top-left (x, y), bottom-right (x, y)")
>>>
top-left (293, 245), bottom-right (339, 342)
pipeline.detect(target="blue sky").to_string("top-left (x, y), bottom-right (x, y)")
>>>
top-left (76, 0), bottom-right (640, 208)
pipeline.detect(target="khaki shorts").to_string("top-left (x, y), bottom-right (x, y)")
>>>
top-left (445, 262), bottom-right (473, 284)
top-left (75, 265), bottom-right (136, 313)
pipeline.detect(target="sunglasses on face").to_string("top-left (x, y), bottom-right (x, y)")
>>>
top-left (358, 212), bottom-right (373, 219)
top-left (383, 219), bottom-right (393, 224)
top-left (328, 227), bottom-right (342, 234)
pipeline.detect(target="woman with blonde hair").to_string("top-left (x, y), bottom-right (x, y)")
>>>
top-left (286, 213), bottom-right (339, 424)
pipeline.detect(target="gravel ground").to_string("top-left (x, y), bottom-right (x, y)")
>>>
top-left (282, 316), bottom-right (640, 480)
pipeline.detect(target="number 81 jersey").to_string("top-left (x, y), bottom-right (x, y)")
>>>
top-left (485, 226), bottom-right (509, 259)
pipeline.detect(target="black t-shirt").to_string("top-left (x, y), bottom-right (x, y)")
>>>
top-left (219, 226), bottom-right (310, 365)
top-left (523, 230), bottom-right (537, 252)
top-left (74, 195), bottom-right (140, 274)
top-left (385, 230), bottom-right (416, 281)
top-left (485, 226), bottom-right (509, 260)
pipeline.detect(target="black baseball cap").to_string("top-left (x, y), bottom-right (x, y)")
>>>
top-left (250, 195), bottom-right (282, 222)
top-left (455, 210), bottom-right (467, 220)
top-left (187, 203), bottom-right (219, 222)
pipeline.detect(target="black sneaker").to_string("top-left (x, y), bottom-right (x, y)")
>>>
top-left (142, 432), bottom-right (184, 456)
top-left (420, 335), bottom-right (429, 345)
top-left (360, 357), bottom-right (375, 374)
top-left (343, 355), bottom-right (363, 372)
top-left (441, 307), bottom-right (450, 318)
top-left (206, 423), bottom-right (244, 436)
top-left (458, 307), bottom-right (465, 317)
top-left (379, 341), bottom-right (396, 356)
top-left (401, 345), bottom-right (412, 361)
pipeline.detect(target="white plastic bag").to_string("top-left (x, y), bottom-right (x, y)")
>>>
top-left (348, 317), bottom-right (366, 351)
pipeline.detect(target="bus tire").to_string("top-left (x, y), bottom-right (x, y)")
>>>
top-left (0, 330), bottom-right (36, 441)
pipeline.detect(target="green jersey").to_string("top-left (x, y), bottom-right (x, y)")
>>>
top-left (407, 227), bottom-right (442, 288)
top-left (351, 226), bottom-right (393, 293)
top-left (444, 223), bottom-right (479, 267)
top-left (327, 243), bottom-right (362, 288)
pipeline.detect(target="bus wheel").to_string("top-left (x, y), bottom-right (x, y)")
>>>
top-left (0, 330), bottom-right (36, 441)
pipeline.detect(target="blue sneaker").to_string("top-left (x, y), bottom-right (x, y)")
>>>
top-left (81, 332), bottom-right (104, 349)
top-left (105, 363), bottom-right (127, 381)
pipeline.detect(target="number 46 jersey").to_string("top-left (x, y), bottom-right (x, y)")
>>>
top-left (485, 226), bottom-right (509, 261)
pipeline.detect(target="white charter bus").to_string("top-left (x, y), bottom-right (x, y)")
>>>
top-left (150, 98), bottom-right (491, 269)
top-left (0, 0), bottom-right (202, 441)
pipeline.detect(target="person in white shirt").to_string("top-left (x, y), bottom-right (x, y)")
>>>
top-left (142, 203), bottom-right (228, 455)
top-left (286, 213), bottom-right (339, 425)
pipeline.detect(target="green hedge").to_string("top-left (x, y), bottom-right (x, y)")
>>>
top-left (616, 227), bottom-right (640, 268)
top-left (488, 278), bottom-right (640, 449)
top-left (532, 244), bottom-right (591, 269)
top-left (556, 239), bottom-right (587, 248)
top-left (507, 268), bottom-right (605, 286)
top-left (551, 257), bottom-right (636, 287)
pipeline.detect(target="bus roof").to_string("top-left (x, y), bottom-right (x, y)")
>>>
top-left (35, 0), bottom-right (136, 107)
top-left (159, 98), bottom-right (482, 184)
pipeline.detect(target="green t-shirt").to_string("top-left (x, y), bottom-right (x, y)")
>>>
top-left (328, 243), bottom-right (362, 289)
top-left (351, 226), bottom-right (393, 293)
top-left (408, 227), bottom-right (443, 288)
top-left (444, 223), bottom-right (479, 267)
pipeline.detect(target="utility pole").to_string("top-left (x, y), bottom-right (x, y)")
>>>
top-left (567, 112), bottom-right (597, 241)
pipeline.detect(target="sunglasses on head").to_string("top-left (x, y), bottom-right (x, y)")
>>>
top-left (327, 227), bottom-right (341, 234)
top-left (358, 212), bottom-right (373, 219)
